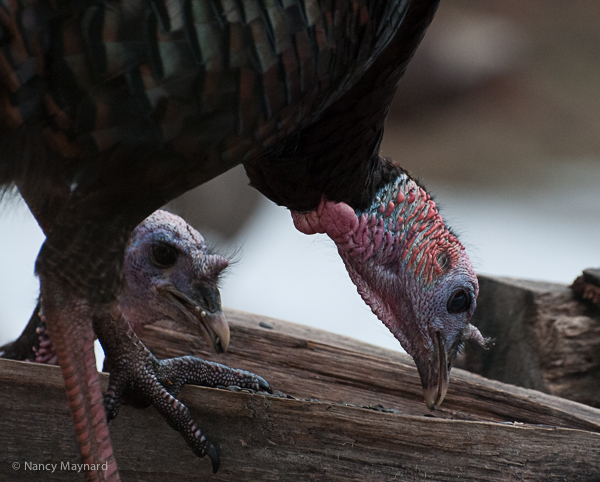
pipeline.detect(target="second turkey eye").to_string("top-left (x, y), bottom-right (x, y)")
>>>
top-left (447, 290), bottom-right (471, 314)
top-left (151, 243), bottom-right (179, 268)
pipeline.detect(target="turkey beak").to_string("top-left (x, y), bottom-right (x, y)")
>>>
top-left (197, 310), bottom-right (230, 354)
top-left (414, 331), bottom-right (449, 410)
top-left (159, 286), bottom-right (230, 354)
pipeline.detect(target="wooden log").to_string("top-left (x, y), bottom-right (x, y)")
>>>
top-left (572, 268), bottom-right (600, 308)
top-left (1, 358), bottom-right (600, 482)
top-left (460, 275), bottom-right (600, 408)
top-left (2, 309), bottom-right (600, 481)
top-left (141, 308), bottom-right (600, 432)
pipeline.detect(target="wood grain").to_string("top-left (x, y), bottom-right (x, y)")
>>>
top-left (463, 275), bottom-right (600, 408)
top-left (1, 308), bottom-right (599, 481)
top-left (1, 358), bottom-right (599, 481)
top-left (142, 308), bottom-right (600, 432)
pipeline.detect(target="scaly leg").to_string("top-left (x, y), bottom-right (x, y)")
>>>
top-left (42, 283), bottom-right (120, 482)
top-left (99, 313), bottom-right (270, 473)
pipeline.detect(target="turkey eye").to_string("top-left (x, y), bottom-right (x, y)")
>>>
top-left (151, 243), bottom-right (178, 268)
top-left (447, 290), bottom-right (471, 314)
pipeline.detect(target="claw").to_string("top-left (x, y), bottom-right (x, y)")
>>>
top-left (98, 324), bottom-right (269, 474)
top-left (206, 443), bottom-right (220, 473)
top-left (257, 375), bottom-right (273, 393)
top-left (104, 394), bottom-right (120, 421)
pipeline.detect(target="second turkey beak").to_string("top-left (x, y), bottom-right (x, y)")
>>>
top-left (414, 331), bottom-right (449, 410)
top-left (196, 309), bottom-right (230, 354)
top-left (159, 286), bottom-right (230, 353)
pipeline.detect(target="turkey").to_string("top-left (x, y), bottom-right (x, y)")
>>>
top-left (0, 208), bottom-right (270, 471)
top-left (0, 1), bottom-right (484, 480)
top-left (1, 209), bottom-right (232, 364)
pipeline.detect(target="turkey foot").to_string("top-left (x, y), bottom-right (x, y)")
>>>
top-left (100, 315), bottom-right (271, 473)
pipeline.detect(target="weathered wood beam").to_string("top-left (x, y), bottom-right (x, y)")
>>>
top-left (141, 308), bottom-right (600, 432)
top-left (461, 275), bottom-right (600, 407)
top-left (1, 358), bottom-right (599, 482)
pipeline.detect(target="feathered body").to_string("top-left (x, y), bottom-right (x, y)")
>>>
top-left (0, 1), bottom-right (483, 480)
top-left (1, 0), bottom-right (432, 299)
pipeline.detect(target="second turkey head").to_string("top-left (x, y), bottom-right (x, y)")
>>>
top-left (119, 210), bottom-right (230, 353)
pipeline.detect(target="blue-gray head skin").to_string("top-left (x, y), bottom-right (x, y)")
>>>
top-left (119, 210), bottom-right (230, 353)
top-left (293, 173), bottom-right (485, 408)
top-left (1, 210), bottom-right (231, 366)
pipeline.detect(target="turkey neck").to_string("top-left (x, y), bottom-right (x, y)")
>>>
top-left (292, 169), bottom-right (463, 285)
top-left (290, 168), bottom-right (466, 357)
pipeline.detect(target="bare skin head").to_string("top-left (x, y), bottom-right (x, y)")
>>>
top-left (14, 210), bottom-right (231, 364)
top-left (119, 210), bottom-right (230, 353)
top-left (293, 173), bottom-right (485, 408)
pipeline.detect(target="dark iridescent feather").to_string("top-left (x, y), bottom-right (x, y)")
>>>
top-left (0, 2), bottom-right (442, 479)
